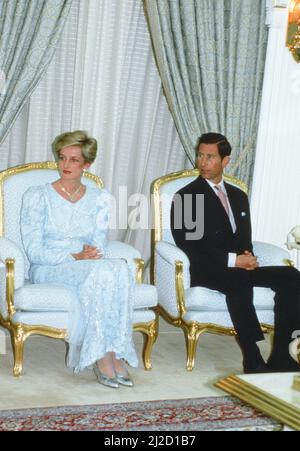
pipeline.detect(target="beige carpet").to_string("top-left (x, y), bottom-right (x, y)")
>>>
top-left (0, 320), bottom-right (272, 410)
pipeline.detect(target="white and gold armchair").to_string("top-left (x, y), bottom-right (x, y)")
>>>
top-left (0, 162), bottom-right (158, 376)
top-left (151, 169), bottom-right (292, 371)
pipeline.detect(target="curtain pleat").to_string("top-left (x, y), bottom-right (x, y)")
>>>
top-left (0, 0), bottom-right (72, 145)
top-left (0, 0), bottom-right (188, 264)
top-left (145, 0), bottom-right (268, 186)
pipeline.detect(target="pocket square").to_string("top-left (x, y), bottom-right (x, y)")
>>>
top-left (241, 211), bottom-right (246, 217)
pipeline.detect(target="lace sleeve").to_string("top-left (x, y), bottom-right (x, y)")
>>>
top-left (20, 186), bottom-right (74, 265)
top-left (91, 189), bottom-right (113, 255)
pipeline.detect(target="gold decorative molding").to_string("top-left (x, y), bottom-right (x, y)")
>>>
top-left (158, 302), bottom-right (239, 371)
top-left (283, 258), bottom-right (295, 267)
top-left (216, 375), bottom-right (299, 431)
top-left (134, 258), bottom-right (145, 284)
top-left (175, 261), bottom-right (186, 318)
top-left (132, 258), bottom-right (158, 370)
top-left (5, 258), bottom-right (15, 318)
top-left (0, 313), bottom-right (67, 377)
top-left (133, 318), bottom-right (159, 371)
top-left (0, 258), bottom-right (67, 376)
top-left (286, 0), bottom-right (300, 62)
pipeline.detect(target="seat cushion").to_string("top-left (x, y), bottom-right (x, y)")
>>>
top-left (15, 281), bottom-right (157, 312)
top-left (12, 311), bottom-right (69, 329)
top-left (133, 309), bottom-right (156, 324)
top-left (14, 283), bottom-right (72, 312)
top-left (134, 284), bottom-right (158, 309)
top-left (12, 310), bottom-right (156, 329)
top-left (183, 309), bottom-right (274, 326)
top-left (185, 286), bottom-right (275, 312)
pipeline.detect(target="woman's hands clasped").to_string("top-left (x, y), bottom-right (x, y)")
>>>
top-left (72, 244), bottom-right (102, 261)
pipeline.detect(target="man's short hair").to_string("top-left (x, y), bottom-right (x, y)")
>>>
top-left (196, 132), bottom-right (232, 160)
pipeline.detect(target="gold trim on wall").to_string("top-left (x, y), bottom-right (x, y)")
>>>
top-left (286, 0), bottom-right (300, 63)
top-left (216, 375), bottom-right (299, 431)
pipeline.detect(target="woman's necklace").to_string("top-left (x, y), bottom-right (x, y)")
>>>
top-left (59, 181), bottom-right (82, 202)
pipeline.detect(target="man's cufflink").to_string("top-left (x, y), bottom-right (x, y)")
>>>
top-left (241, 212), bottom-right (246, 217)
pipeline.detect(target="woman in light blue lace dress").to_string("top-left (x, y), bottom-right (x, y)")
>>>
top-left (20, 131), bottom-right (138, 388)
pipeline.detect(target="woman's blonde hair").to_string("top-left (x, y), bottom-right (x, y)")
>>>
top-left (52, 130), bottom-right (97, 164)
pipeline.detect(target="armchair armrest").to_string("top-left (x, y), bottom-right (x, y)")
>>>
top-left (0, 258), bottom-right (16, 320)
top-left (105, 240), bottom-right (142, 282)
top-left (155, 241), bottom-right (191, 319)
top-left (155, 240), bottom-right (190, 268)
top-left (0, 263), bottom-right (6, 318)
top-left (253, 241), bottom-right (291, 267)
top-left (0, 237), bottom-right (25, 288)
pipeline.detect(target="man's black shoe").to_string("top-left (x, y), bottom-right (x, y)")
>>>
top-left (243, 362), bottom-right (270, 374)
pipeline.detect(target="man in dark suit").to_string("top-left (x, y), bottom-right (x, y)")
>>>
top-left (171, 132), bottom-right (300, 373)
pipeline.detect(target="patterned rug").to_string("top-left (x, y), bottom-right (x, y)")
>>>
top-left (0, 396), bottom-right (282, 431)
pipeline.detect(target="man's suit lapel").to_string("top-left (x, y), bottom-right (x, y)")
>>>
top-left (197, 177), bottom-right (225, 213)
top-left (198, 177), bottom-right (233, 229)
top-left (225, 182), bottom-right (240, 231)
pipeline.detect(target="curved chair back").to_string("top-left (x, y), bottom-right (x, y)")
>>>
top-left (0, 162), bottom-right (103, 278)
top-left (150, 168), bottom-right (247, 281)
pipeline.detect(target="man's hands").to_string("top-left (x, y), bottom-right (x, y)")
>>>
top-left (72, 244), bottom-right (102, 261)
top-left (235, 250), bottom-right (258, 271)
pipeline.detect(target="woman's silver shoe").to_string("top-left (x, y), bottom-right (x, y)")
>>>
top-left (115, 372), bottom-right (134, 387)
top-left (93, 364), bottom-right (119, 388)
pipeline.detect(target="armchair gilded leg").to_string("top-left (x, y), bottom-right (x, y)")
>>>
top-left (134, 318), bottom-right (158, 371)
top-left (141, 331), bottom-right (155, 371)
top-left (10, 325), bottom-right (26, 377)
top-left (183, 323), bottom-right (206, 371)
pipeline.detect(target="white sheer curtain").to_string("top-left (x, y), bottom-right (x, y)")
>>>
top-left (0, 0), bottom-right (189, 263)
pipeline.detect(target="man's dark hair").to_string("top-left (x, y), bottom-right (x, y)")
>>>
top-left (195, 132), bottom-right (232, 160)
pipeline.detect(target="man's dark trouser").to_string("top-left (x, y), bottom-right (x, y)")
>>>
top-left (192, 266), bottom-right (300, 359)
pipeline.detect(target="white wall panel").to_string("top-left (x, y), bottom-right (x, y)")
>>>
top-left (251, 5), bottom-right (300, 266)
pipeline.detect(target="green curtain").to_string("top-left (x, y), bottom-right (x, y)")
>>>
top-left (0, 0), bottom-right (72, 145)
top-left (145, 0), bottom-right (268, 185)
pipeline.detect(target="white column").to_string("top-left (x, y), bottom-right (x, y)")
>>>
top-left (251, 2), bottom-right (300, 267)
